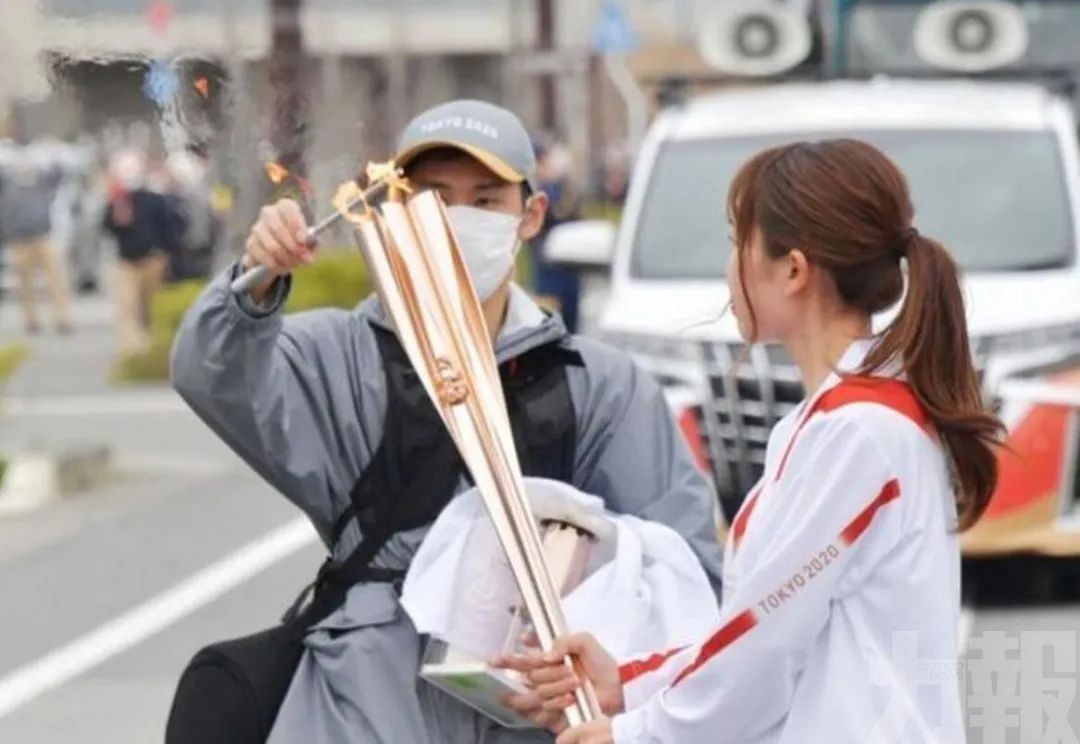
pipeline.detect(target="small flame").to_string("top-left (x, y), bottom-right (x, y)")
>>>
top-left (366, 161), bottom-right (411, 194)
top-left (194, 76), bottom-right (210, 98)
top-left (264, 161), bottom-right (289, 185)
top-left (332, 180), bottom-right (368, 224)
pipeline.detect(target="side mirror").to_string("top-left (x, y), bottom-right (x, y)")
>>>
top-left (541, 220), bottom-right (617, 271)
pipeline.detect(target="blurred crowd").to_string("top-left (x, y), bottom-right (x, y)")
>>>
top-left (0, 129), bottom-right (629, 351)
top-left (531, 136), bottom-right (630, 334)
top-left (0, 136), bottom-right (223, 355)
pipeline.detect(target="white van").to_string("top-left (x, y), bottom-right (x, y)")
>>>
top-left (552, 77), bottom-right (1080, 558)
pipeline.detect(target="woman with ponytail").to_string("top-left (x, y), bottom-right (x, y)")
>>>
top-left (497, 139), bottom-right (1003, 743)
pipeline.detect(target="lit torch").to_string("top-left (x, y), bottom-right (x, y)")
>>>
top-left (229, 166), bottom-right (394, 295)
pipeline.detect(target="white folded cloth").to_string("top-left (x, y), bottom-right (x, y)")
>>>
top-left (401, 477), bottom-right (720, 662)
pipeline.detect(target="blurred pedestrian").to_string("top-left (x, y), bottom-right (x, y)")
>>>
top-left (66, 136), bottom-right (110, 294)
top-left (164, 147), bottom-right (218, 282)
top-left (102, 148), bottom-right (177, 355)
top-left (36, 135), bottom-right (105, 294)
top-left (600, 141), bottom-right (632, 211)
top-left (0, 149), bottom-right (73, 335)
top-left (532, 138), bottom-right (583, 333)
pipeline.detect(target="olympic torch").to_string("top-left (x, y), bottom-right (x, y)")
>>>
top-left (326, 163), bottom-right (601, 728)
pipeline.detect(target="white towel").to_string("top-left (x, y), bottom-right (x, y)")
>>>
top-left (401, 478), bottom-right (720, 663)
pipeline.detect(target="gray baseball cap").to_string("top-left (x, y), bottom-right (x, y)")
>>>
top-left (395, 99), bottom-right (537, 191)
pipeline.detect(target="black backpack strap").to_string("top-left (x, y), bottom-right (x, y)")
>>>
top-left (312, 328), bottom-right (583, 627)
top-left (329, 324), bottom-right (465, 550)
top-left (281, 552), bottom-right (406, 630)
top-left (502, 342), bottom-right (583, 480)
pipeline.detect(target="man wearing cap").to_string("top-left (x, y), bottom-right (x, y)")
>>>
top-left (168, 100), bottom-right (722, 744)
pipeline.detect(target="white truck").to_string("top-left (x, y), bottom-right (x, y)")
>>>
top-left (552, 76), bottom-right (1080, 572)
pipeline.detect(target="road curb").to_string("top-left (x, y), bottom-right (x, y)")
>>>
top-left (0, 446), bottom-right (113, 518)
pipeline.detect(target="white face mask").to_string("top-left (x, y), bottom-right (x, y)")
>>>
top-left (446, 205), bottom-right (522, 300)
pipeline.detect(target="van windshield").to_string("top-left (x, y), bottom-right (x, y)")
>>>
top-left (630, 130), bottom-right (1074, 279)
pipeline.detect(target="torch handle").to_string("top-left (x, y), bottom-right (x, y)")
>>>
top-left (229, 263), bottom-right (273, 295)
top-left (229, 180), bottom-right (390, 296)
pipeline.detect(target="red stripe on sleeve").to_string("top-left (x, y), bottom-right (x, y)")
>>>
top-left (730, 487), bottom-right (761, 550)
top-left (666, 478), bottom-right (901, 687)
top-left (670, 610), bottom-right (758, 687)
top-left (619, 646), bottom-right (689, 685)
top-left (773, 409), bottom-right (818, 483)
top-left (840, 478), bottom-right (901, 546)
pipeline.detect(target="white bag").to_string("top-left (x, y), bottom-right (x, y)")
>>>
top-left (401, 478), bottom-right (720, 663)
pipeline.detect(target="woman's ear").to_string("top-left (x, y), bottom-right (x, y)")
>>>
top-left (517, 191), bottom-right (549, 241)
top-left (784, 248), bottom-right (811, 297)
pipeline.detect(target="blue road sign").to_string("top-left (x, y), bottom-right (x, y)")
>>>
top-left (591, 0), bottom-right (640, 55)
top-left (143, 59), bottom-right (179, 106)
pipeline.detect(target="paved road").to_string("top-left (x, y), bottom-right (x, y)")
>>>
top-left (0, 288), bottom-right (1077, 743)
top-left (0, 287), bottom-right (325, 742)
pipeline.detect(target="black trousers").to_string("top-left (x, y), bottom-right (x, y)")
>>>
top-left (164, 622), bottom-right (304, 744)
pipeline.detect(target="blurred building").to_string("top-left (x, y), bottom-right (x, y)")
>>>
top-left (0, 0), bottom-right (750, 249)
top-left (3, 1), bottom-right (526, 147)
top-left (0, 0), bottom-right (729, 150)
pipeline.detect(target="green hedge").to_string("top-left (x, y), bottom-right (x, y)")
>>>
top-left (114, 249), bottom-right (372, 383)
top-left (581, 202), bottom-right (623, 224)
top-left (0, 343), bottom-right (28, 385)
top-left (0, 343), bottom-right (25, 489)
top-left (284, 249), bottom-right (372, 313)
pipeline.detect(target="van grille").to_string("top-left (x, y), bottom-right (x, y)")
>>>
top-left (697, 342), bottom-right (803, 521)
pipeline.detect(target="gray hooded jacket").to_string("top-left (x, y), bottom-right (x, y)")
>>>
top-left (171, 266), bottom-right (723, 743)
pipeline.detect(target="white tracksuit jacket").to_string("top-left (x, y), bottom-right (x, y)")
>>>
top-left (611, 340), bottom-right (965, 743)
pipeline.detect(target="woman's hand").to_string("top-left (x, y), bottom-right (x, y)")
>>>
top-left (493, 631), bottom-right (625, 728)
top-left (498, 686), bottom-right (569, 735)
top-left (494, 651), bottom-right (575, 733)
top-left (555, 717), bottom-right (614, 744)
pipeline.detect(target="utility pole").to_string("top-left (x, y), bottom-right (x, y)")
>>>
top-left (269, 0), bottom-right (307, 178)
top-left (537, 0), bottom-right (558, 133)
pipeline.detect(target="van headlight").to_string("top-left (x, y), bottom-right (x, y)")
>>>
top-left (600, 331), bottom-right (703, 388)
top-left (599, 331), bottom-right (701, 363)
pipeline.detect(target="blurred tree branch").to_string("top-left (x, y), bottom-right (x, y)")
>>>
top-left (269, 0), bottom-right (308, 180)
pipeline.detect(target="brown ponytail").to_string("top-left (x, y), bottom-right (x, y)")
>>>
top-left (728, 139), bottom-right (1003, 531)
top-left (865, 231), bottom-right (1003, 529)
